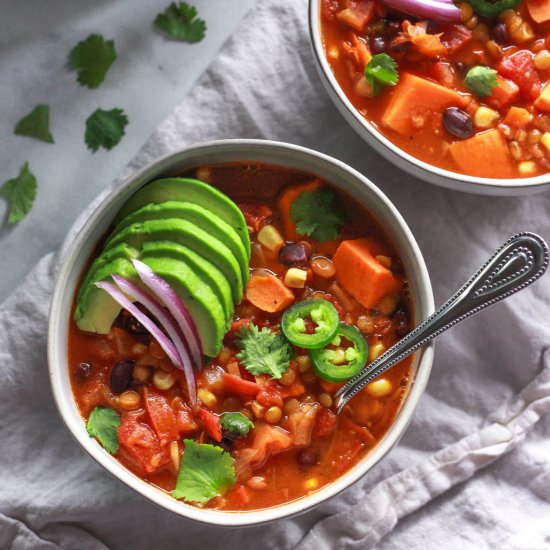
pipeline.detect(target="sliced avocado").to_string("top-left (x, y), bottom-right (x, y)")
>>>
top-left (74, 258), bottom-right (136, 334)
top-left (105, 218), bottom-right (244, 303)
top-left (140, 240), bottom-right (234, 320)
top-left (115, 178), bottom-right (250, 258)
top-left (142, 256), bottom-right (226, 357)
top-left (109, 201), bottom-right (249, 287)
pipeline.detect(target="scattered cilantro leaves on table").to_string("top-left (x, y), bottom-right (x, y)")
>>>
top-left (85, 108), bottom-right (128, 152)
top-left (14, 105), bottom-right (54, 143)
top-left (220, 412), bottom-right (254, 437)
top-left (235, 323), bottom-right (292, 379)
top-left (172, 440), bottom-right (236, 503)
top-left (290, 188), bottom-right (346, 242)
top-left (69, 34), bottom-right (117, 89)
top-left (464, 66), bottom-right (498, 98)
top-left (0, 163), bottom-right (37, 224)
top-left (86, 406), bottom-right (121, 454)
top-left (155, 2), bottom-right (207, 42)
top-left (364, 53), bottom-right (399, 96)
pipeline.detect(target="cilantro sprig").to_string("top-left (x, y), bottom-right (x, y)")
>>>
top-left (364, 53), bottom-right (399, 96)
top-left (464, 66), bottom-right (498, 98)
top-left (290, 187), bottom-right (346, 242)
top-left (69, 34), bottom-right (117, 89)
top-left (15, 105), bottom-right (54, 144)
top-left (172, 440), bottom-right (236, 503)
top-left (155, 2), bottom-right (207, 42)
top-left (220, 412), bottom-right (254, 438)
top-left (235, 323), bottom-right (292, 380)
top-left (85, 108), bottom-right (129, 152)
top-left (86, 406), bottom-right (121, 454)
top-left (0, 163), bottom-right (37, 224)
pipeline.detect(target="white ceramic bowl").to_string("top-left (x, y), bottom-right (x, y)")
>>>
top-left (48, 139), bottom-right (434, 526)
top-left (309, 0), bottom-right (550, 196)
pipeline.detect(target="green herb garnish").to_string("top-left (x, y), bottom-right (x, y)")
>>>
top-left (0, 163), bottom-right (37, 224)
top-left (86, 406), bottom-right (121, 454)
top-left (155, 2), bottom-right (207, 42)
top-left (290, 188), bottom-right (346, 242)
top-left (220, 412), bottom-right (254, 437)
top-left (69, 34), bottom-right (117, 89)
top-left (464, 66), bottom-right (498, 99)
top-left (235, 323), bottom-right (292, 380)
top-left (85, 108), bottom-right (128, 152)
top-left (14, 105), bottom-right (54, 144)
top-left (172, 440), bottom-right (236, 503)
top-left (364, 53), bottom-right (399, 95)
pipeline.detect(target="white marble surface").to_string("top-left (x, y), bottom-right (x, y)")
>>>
top-left (0, 0), bottom-right (255, 303)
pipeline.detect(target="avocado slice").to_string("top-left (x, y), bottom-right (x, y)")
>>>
top-left (105, 218), bottom-right (244, 303)
top-left (142, 256), bottom-right (226, 357)
top-left (140, 241), bottom-right (234, 320)
top-left (115, 178), bottom-right (251, 258)
top-left (109, 201), bottom-right (249, 287)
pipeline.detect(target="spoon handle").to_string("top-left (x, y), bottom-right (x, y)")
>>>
top-left (334, 232), bottom-right (549, 413)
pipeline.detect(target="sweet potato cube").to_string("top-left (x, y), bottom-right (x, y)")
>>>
top-left (535, 82), bottom-right (550, 112)
top-left (333, 239), bottom-right (400, 310)
top-left (449, 129), bottom-right (515, 178)
top-left (526, 0), bottom-right (550, 22)
top-left (245, 274), bottom-right (295, 313)
top-left (502, 106), bottom-right (532, 128)
top-left (381, 73), bottom-right (466, 135)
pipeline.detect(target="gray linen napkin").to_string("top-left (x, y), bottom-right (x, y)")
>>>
top-left (1, 0), bottom-right (550, 548)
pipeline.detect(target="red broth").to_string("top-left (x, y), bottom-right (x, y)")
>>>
top-left (69, 162), bottom-right (413, 511)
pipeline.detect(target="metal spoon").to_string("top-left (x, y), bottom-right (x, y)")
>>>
top-left (334, 232), bottom-right (549, 414)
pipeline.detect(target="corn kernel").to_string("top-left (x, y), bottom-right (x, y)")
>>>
top-left (540, 132), bottom-right (550, 152)
top-left (369, 341), bottom-right (385, 363)
top-left (304, 478), bottom-right (319, 491)
top-left (474, 106), bottom-right (500, 129)
top-left (518, 161), bottom-right (537, 177)
top-left (296, 355), bottom-right (311, 372)
top-left (153, 369), bottom-right (176, 391)
top-left (265, 406), bottom-right (283, 424)
top-left (366, 378), bottom-right (393, 397)
top-left (197, 388), bottom-right (217, 408)
top-left (257, 224), bottom-right (284, 251)
top-left (327, 46), bottom-right (339, 60)
top-left (118, 390), bottom-right (141, 410)
top-left (284, 267), bottom-right (307, 289)
top-left (535, 50), bottom-right (550, 71)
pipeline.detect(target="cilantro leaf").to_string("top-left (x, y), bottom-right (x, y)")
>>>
top-left (14, 105), bottom-right (54, 143)
top-left (155, 3), bottom-right (206, 42)
top-left (85, 108), bottom-right (128, 152)
top-left (0, 163), bottom-right (37, 224)
top-left (172, 440), bottom-right (235, 503)
top-left (69, 34), bottom-right (117, 89)
top-left (235, 323), bottom-right (292, 380)
top-left (464, 66), bottom-right (498, 99)
top-left (86, 406), bottom-right (120, 454)
top-left (364, 53), bottom-right (399, 96)
top-left (290, 188), bottom-right (346, 242)
top-left (220, 412), bottom-right (254, 437)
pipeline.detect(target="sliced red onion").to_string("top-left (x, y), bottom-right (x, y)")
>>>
top-left (131, 259), bottom-right (203, 368)
top-left (95, 281), bottom-right (180, 367)
top-left (382, 0), bottom-right (460, 22)
top-left (111, 274), bottom-right (197, 404)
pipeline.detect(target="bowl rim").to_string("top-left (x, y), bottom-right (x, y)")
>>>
top-left (308, 0), bottom-right (550, 193)
top-left (48, 138), bottom-right (435, 527)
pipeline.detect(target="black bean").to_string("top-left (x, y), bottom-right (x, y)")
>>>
top-left (393, 308), bottom-right (410, 338)
top-left (219, 437), bottom-right (233, 452)
top-left (443, 107), bottom-right (473, 139)
top-left (491, 22), bottom-right (509, 45)
top-left (297, 448), bottom-right (320, 468)
top-left (110, 360), bottom-right (135, 394)
top-left (454, 62), bottom-right (467, 77)
top-left (116, 309), bottom-right (149, 336)
top-left (371, 36), bottom-right (388, 54)
top-left (75, 362), bottom-right (92, 380)
top-left (279, 243), bottom-right (310, 266)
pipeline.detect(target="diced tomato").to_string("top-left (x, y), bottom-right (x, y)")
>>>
top-left (176, 409), bottom-right (199, 436)
top-left (199, 408), bottom-right (222, 442)
top-left (487, 76), bottom-right (519, 109)
top-left (498, 50), bottom-right (542, 100)
top-left (319, 379), bottom-right (343, 394)
top-left (280, 382), bottom-right (305, 399)
top-left (223, 372), bottom-right (261, 398)
top-left (321, 0), bottom-right (340, 20)
top-left (313, 407), bottom-right (337, 438)
top-left (228, 484), bottom-right (251, 505)
top-left (223, 318), bottom-right (251, 347)
top-left (430, 61), bottom-right (458, 89)
top-left (143, 387), bottom-right (179, 446)
top-left (238, 203), bottom-right (272, 232)
top-left (256, 382), bottom-right (283, 408)
top-left (117, 415), bottom-right (170, 476)
top-left (335, 441), bottom-right (363, 474)
top-left (336, 1), bottom-right (376, 32)
top-left (440, 24), bottom-right (472, 54)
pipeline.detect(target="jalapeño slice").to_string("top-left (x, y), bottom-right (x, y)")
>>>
top-left (281, 299), bottom-right (339, 349)
top-left (310, 323), bottom-right (368, 382)
top-left (468, 0), bottom-right (520, 17)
